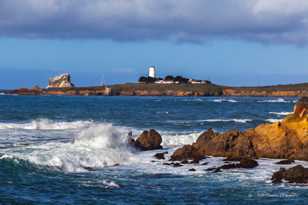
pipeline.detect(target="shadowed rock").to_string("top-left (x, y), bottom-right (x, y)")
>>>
top-left (130, 129), bottom-right (162, 151)
top-left (154, 152), bottom-right (168, 160)
top-left (272, 165), bottom-right (308, 183)
top-left (170, 145), bottom-right (205, 163)
top-left (276, 159), bottom-right (295, 165)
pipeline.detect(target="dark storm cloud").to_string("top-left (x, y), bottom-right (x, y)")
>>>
top-left (0, 0), bottom-right (308, 44)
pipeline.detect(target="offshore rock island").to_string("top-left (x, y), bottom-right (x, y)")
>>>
top-left (3, 68), bottom-right (308, 96)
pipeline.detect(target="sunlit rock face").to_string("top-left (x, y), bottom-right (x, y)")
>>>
top-left (171, 97), bottom-right (308, 161)
top-left (47, 73), bottom-right (74, 88)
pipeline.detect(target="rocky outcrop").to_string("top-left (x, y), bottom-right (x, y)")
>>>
top-left (170, 145), bottom-right (205, 163)
top-left (276, 159), bottom-right (295, 165)
top-left (130, 129), bottom-right (162, 151)
top-left (212, 158), bottom-right (258, 172)
top-left (47, 73), bottom-right (74, 88)
top-left (172, 97), bottom-right (308, 161)
top-left (272, 165), bottom-right (308, 183)
top-left (294, 97), bottom-right (308, 118)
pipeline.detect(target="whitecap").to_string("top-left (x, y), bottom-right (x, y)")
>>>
top-left (269, 112), bottom-right (292, 116)
top-left (0, 119), bottom-right (93, 130)
top-left (265, 119), bottom-right (282, 123)
top-left (102, 180), bottom-right (121, 189)
top-left (212, 98), bottom-right (238, 103)
top-left (258, 98), bottom-right (291, 103)
top-left (204, 119), bottom-right (252, 123)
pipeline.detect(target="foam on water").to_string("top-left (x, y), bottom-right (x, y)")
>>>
top-left (0, 119), bottom-right (93, 130)
top-left (161, 132), bottom-right (200, 146)
top-left (167, 118), bottom-right (253, 124)
top-left (258, 98), bottom-right (291, 103)
top-left (265, 119), bottom-right (282, 123)
top-left (269, 111), bottom-right (293, 116)
top-left (212, 98), bottom-right (238, 103)
top-left (204, 119), bottom-right (252, 123)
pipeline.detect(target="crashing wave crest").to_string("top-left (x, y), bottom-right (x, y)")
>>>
top-left (1, 124), bottom-right (137, 172)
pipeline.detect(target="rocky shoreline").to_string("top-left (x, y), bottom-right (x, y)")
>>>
top-left (130, 97), bottom-right (308, 184)
top-left (2, 82), bottom-right (308, 96)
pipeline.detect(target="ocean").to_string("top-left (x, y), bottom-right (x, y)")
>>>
top-left (0, 95), bottom-right (307, 205)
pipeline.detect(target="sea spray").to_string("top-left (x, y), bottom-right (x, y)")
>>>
top-left (2, 124), bottom-right (138, 172)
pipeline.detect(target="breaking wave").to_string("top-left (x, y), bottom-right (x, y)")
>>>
top-left (1, 124), bottom-right (137, 172)
top-left (0, 119), bottom-right (93, 130)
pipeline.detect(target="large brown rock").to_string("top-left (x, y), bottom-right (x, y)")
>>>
top-left (172, 97), bottom-right (308, 161)
top-left (133, 129), bottom-right (162, 151)
top-left (272, 165), bottom-right (308, 183)
top-left (170, 145), bottom-right (205, 163)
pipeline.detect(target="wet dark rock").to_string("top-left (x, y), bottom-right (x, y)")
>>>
top-left (276, 159), bottom-right (295, 165)
top-left (189, 168), bottom-right (196, 172)
top-left (172, 162), bottom-right (183, 167)
top-left (239, 158), bottom-right (259, 168)
top-left (223, 157), bottom-right (243, 162)
top-left (154, 152), bottom-right (167, 160)
top-left (210, 158), bottom-right (259, 172)
top-left (272, 165), bottom-right (308, 183)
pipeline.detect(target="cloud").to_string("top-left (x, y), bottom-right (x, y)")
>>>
top-left (1, 0), bottom-right (308, 44)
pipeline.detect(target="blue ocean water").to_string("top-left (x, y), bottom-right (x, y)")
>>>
top-left (0, 95), bottom-right (307, 205)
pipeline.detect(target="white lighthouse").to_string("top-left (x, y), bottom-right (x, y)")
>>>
top-left (148, 66), bottom-right (156, 78)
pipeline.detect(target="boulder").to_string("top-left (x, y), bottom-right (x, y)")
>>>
top-left (214, 158), bottom-right (258, 172)
top-left (272, 165), bottom-right (308, 183)
top-left (154, 152), bottom-right (167, 160)
top-left (170, 145), bottom-right (205, 163)
top-left (47, 73), bottom-right (74, 88)
top-left (133, 129), bottom-right (162, 151)
top-left (276, 159), bottom-right (295, 165)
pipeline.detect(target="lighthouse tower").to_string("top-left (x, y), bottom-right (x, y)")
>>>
top-left (148, 66), bottom-right (156, 78)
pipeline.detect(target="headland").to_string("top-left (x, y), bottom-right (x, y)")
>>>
top-left (2, 72), bottom-right (308, 97)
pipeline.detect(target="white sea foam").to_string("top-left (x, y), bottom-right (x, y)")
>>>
top-left (265, 119), bottom-right (282, 123)
top-left (204, 119), bottom-right (252, 123)
top-left (269, 112), bottom-right (293, 116)
top-left (167, 118), bottom-right (252, 124)
top-left (102, 180), bottom-right (121, 189)
top-left (0, 119), bottom-right (93, 130)
top-left (258, 98), bottom-right (291, 103)
top-left (212, 98), bottom-right (238, 103)
top-left (161, 132), bottom-right (201, 147)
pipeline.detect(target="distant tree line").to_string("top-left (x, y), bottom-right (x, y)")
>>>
top-left (138, 75), bottom-right (190, 84)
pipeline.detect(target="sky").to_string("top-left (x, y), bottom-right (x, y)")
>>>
top-left (1, 0), bottom-right (308, 88)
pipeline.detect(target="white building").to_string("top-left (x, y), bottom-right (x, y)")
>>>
top-left (148, 66), bottom-right (156, 78)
